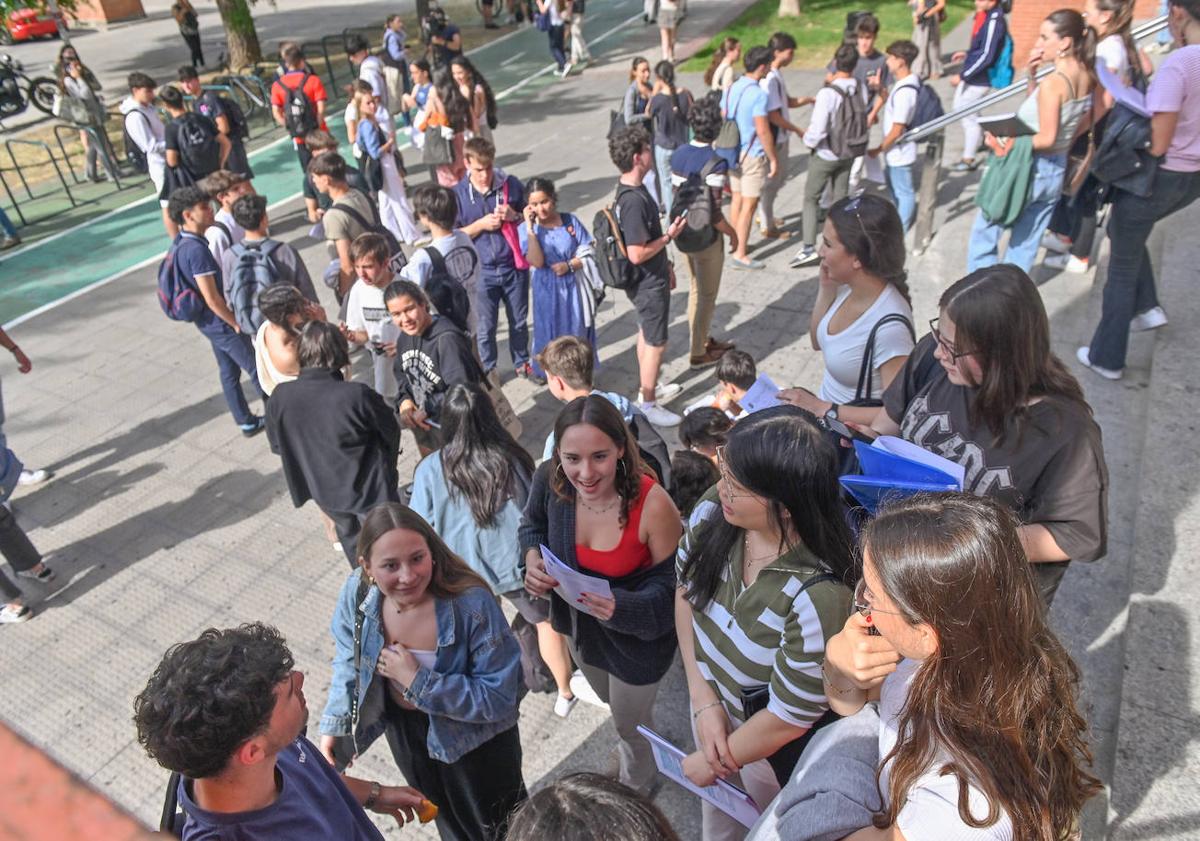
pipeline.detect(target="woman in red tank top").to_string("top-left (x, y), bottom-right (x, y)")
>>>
top-left (521, 396), bottom-right (682, 795)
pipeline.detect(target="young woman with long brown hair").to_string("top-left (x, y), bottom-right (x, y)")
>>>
top-left (705, 37), bottom-right (741, 91)
top-left (318, 502), bottom-right (526, 841)
top-left (868, 265), bottom-right (1107, 606)
top-left (521, 395), bottom-right (682, 795)
top-left (820, 492), bottom-right (1102, 839)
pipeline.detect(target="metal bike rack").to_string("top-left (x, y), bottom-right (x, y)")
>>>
top-left (4, 138), bottom-right (76, 208)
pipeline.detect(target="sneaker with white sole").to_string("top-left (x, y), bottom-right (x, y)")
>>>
top-left (633, 382), bottom-right (682, 404)
top-left (1043, 252), bottom-right (1089, 273)
top-left (1041, 231), bottom-right (1072, 254)
top-left (1076, 346), bottom-right (1122, 380)
top-left (569, 671), bottom-right (609, 710)
top-left (0, 604), bottom-right (31, 623)
top-left (1130, 306), bottom-right (1168, 332)
top-left (16, 563), bottom-right (54, 583)
top-left (789, 246), bottom-right (820, 268)
top-left (553, 693), bottom-right (578, 718)
top-left (639, 401), bottom-right (682, 427)
top-left (18, 468), bottom-right (49, 486)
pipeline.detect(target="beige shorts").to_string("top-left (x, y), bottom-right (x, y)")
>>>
top-left (731, 154), bottom-right (769, 199)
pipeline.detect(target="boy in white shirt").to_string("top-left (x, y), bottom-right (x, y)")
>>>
top-left (341, 233), bottom-right (401, 399)
top-left (200, 170), bottom-right (254, 266)
top-left (870, 41), bottom-right (922, 231)
top-left (119, 72), bottom-right (173, 237)
top-left (400, 184), bottom-right (481, 336)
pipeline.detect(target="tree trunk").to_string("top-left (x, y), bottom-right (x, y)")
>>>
top-left (415, 0), bottom-right (432, 21)
top-left (214, 0), bottom-right (262, 70)
top-left (778, 0), bottom-right (801, 17)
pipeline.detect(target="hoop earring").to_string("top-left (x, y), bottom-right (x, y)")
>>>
top-left (617, 459), bottom-right (627, 478)
top-left (555, 462), bottom-right (566, 479)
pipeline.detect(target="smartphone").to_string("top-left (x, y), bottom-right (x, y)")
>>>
top-left (678, 208), bottom-right (690, 219)
top-left (822, 416), bottom-right (875, 444)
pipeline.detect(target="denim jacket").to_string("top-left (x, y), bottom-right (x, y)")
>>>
top-left (319, 570), bottom-right (524, 764)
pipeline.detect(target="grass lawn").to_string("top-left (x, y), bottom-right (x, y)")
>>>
top-left (680, 0), bottom-right (975, 71)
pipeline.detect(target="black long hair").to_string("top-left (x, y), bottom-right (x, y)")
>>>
top-left (451, 55), bottom-right (498, 130)
top-left (655, 60), bottom-right (682, 113)
top-left (439, 383), bottom-right (535, 528)
top-left (432, 66), bottom-right (472, 133)
top-left (678, 405), bottom-right (856, 611)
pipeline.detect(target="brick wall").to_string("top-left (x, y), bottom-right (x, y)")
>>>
top-left (72, 0), bottom-right (146, 25)
top-left (1007, 0), bottom-right (1162, 73)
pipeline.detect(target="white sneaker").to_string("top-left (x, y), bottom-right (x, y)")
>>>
top-left (569, 670), bottom-right (609, 710)
top-left (560, 62), bottom-right (573, 77)
top-left (17, 468), bottom-right (49, 486)
top-left (1130, 306), bottom-right (1168, 332)
top-left (1041, 231), bottom-right (1072, 254)
top-left (633, 382), bottom-right (681, 404)
top-left (553, 693), bottom-right (578, 718)
top-left (1076, 346), bottom-right (1122, 380)
top-left (639, 401), bottom-right (682, 427)
top-left (0, 603), bottom-right (31, 624)
top-left (1043, 253), bottom-right (1090, 273)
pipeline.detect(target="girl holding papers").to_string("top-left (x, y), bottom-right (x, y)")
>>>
top-left (813, 493), bottom-right (1100, 840)
top-left (521, 396), bottom-right (683, 795)
top-left (675, 405), bottom-right (854, 841)
top-left (870, 265), bottom-right (1108, 605)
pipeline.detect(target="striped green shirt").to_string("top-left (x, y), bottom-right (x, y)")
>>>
top-left (677, 489), bottom-right (852, 727)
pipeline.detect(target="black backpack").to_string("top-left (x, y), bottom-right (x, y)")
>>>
top-left (422, 245), bottom-right (473, 333)
top-left (669, 156), bottom-right (720, 254)
top-left (824, 83), bottom-right (869, 160)
top-left (176, 112), bottom-right (221, 178)
top-left (592, 185), bottom-right (649, 290)
top-left (221, 95), bottom-right (250, 141)
top-left (327, 200), bottom-right (407, 273)
top-left (123, 111), bottom-right (150, 174)
top-left (910, 80), bottom-right (945, 130)
top-left (282, 70), bottom-right (319, 139)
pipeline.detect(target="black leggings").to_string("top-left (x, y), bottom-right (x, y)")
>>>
top-left (182, 33), bottom-right (204, 67)
top-left (383, 697), bottom-right (527, 841)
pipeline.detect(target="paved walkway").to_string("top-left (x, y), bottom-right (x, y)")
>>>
top-left (0, 4), bottom-right (1188, 838)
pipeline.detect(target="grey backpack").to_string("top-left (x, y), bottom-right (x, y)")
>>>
top-left (227, 240), bottom-right (282, 334)
top-left (824, 84), bottom-right (869, 160)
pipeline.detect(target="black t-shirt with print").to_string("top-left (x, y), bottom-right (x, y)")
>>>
top-left (615, 184), bottom-right (670, 288)
top-left (882, 335), bottom-right (1108, 563)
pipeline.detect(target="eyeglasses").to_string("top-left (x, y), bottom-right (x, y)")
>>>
top-left (928, 317), bottom-right (976, 362)
top-left (853, 578), bottom-right (905, 619)
top-left (715, 446), bottom-right (757, 500)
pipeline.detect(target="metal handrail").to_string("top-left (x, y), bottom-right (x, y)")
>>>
top-left (900, 15), bottom-right (1169, 144)
top-left (51, 123), bottom-right (125, 189)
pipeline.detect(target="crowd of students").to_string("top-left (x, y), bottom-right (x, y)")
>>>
top-left (0, 0), bottom-right (1186, 838)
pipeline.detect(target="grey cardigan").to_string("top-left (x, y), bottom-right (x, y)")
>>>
top-left (517, 461), bottom-right (677, 686)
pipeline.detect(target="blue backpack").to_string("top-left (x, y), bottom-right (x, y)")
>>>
top-left (228, 240), bottom-right (283, 335)
top-left (911, 80), bottom-right (945, 130)
top-left (988, 32), bottom-right (1014, 88)
top-left (156, 241), bottom-right (206, 322)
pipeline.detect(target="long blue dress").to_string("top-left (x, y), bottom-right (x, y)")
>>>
top-left (518, 212), bottom-right (596, 378)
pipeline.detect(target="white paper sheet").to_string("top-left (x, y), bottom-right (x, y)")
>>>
top-left (863, 151), bottom-right (886, 184)
top-left (637, 726), bottom-right (762, 828)
top-left (1097, 62), bottom-right (1151, 118)
top-left (739, 374), bottom-right (782, 414)
top-left (873, 435), bottom-right (965, 488)
top-left (539, 544), bottom-right (613, 617)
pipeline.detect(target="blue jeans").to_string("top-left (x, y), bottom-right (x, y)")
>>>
top-left (886, 163), bottom-right (916, 231)
top-left (967, 153), bottom-right (1066, 274)
top-left (1088, 168), bottom-right (1200, 370)
top-left (548, 24), bottom-right (567, 69)
top-left (0, 207), bottom-right (16, 239)
top-left (654, 144), bottom-right (675, 213)
top-left (204, 328), bottom-right (264, 425)
top-left (475, 267), bottom-right (531, 373)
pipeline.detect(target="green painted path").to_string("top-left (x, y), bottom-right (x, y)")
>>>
top-left (0, 0), bottom-right (643, 326)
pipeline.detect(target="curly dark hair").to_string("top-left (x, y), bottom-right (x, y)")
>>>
top-left (688, 96), bottom-right (723, 144)
top-left (133, 623), bottom-right (295, 780)
top-left (609, 125), bottom-right (652, 174)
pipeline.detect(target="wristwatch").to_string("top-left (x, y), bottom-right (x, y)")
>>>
top-left (824, 404), bottom-right (840, 423)
top-left (364, 780), bottom-right (382, 810)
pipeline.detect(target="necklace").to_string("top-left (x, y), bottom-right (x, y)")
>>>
top-left (743, 534), bottom-right (783, 566)
top-left (579, 495), bottom-right (620, 516)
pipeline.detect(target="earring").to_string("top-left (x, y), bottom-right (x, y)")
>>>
top-left (617, 460), bottom-right (628, 477)
top-left (555, 461), bottom-right (566, 479)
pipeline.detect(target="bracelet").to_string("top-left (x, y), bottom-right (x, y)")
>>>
top-left (821, 661), bottom-right (856, 696)
top-left (364, 780), bottom-right (382, 810)
top-left (691, 700), bottom-right (723, 721)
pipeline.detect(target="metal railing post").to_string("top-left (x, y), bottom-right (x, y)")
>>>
top-left (913, 134), bottom-right (943, 255)
top-left (52, 124), bottom-right (85, 184)
top-left (4, 139), bottom-right (77, 208)
top-left (0, 172), bottom-right (26, 227)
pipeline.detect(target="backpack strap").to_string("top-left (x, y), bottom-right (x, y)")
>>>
top-left (209, 220), bottom-right (230, 244)
top-left (853, 312), bottom-right (916, 402)
top-left (423, 244), bottom-right (448, 276)
top-left (331, 202), bottom-right (384, 236)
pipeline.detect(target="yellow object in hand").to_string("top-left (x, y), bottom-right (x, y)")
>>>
top-left (417, 800), bottom-right (439, 824)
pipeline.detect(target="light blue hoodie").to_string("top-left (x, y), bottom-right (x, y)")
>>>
top-left (541, 389), bottom-right (638, 461)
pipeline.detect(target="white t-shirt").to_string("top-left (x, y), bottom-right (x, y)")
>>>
top-left (882, 75), bottom-right (920, 168)
top-left (399, 231), bottom-right (481, 335)
top-left (359, 55), bottom-right (387, 104)
top-left (816, 284), bottom-right (914, 404)
top-left (345, 278), bottom-right (400, 398)
top-left (206, 208), bottom-right (246, 268)
top-left (880, 659), bottom-right (1014, 840)
top-left (1096, 33), bottom-right (1132, 84)
top-left (761, 68), bottom-right (791, 131)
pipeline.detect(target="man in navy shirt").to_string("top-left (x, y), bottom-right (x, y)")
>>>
top-left (134, 622), bottom-right (426, 840)
top-left (166, 186), bottom-right (265, 436)
top-left (178, 65), bottom-right (253, 177)
top-left (670, 98), bottom-right (739, 369)
top-left (453, 137), bottom-right (543, 383)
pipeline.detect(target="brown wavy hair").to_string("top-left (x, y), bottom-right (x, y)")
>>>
top-left (356, 503), bottom-right (492, 599)
top-left (862, 493), bottom-right (1102, 838)
top-left (549, 395), bottom-right (644, 527)
top-left (939, 265), bottom-right (1089, 444)
top-left (703, 37), bottom-right (740, 87)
